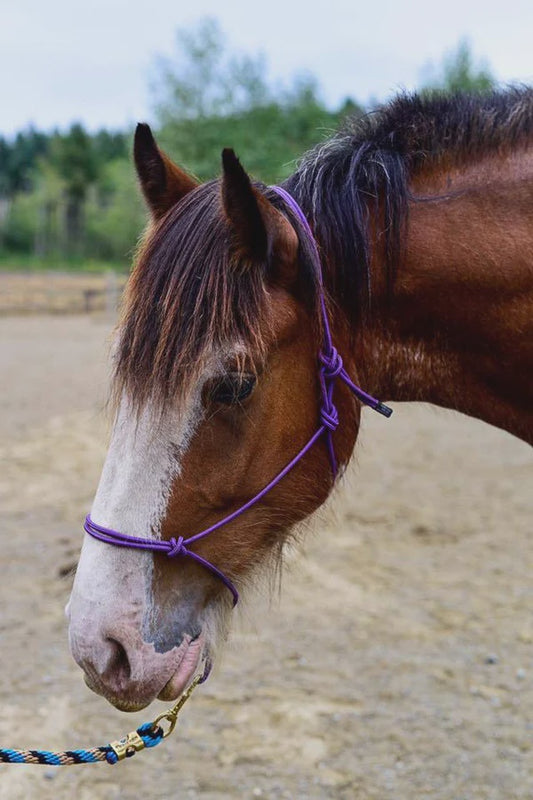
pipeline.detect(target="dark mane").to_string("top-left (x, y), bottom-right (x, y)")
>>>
top-left (285, 87), bottom-right (533, 317)
top-left (117, 88), bottom-right (533, 408)
top-left (114, 182), bottom-right (320, 409)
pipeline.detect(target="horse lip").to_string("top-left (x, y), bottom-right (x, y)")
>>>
top-left (156, 637), bottom-right (204, 701)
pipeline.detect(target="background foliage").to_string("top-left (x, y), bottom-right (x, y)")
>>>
top-left (0, 23), bottom-right (494, 271)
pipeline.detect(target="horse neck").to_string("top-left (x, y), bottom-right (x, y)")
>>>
top-left (349, 149), bottom-right (533, 443)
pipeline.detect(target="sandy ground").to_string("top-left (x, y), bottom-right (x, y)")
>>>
top-left (0, 314), bottom-right (531, 800)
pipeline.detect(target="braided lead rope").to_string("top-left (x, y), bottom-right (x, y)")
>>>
top-left (0, 722), bottom-right (163, 765)
top-left (0, 674), bottom-right (201, 766)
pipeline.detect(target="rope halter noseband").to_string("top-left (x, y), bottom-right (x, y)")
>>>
top-left (84, 185), bottom-right (392, 606)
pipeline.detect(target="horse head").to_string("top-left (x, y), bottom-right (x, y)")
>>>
top-left (66, 125), bottom-right (362, 710)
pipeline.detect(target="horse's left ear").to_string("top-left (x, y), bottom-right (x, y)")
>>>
top-left (221, 149), bottom-right (298, 287)
top-left (134, 123), bottom-right (199, 219)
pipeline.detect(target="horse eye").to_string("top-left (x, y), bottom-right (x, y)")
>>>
top-left (210, 374), bottom-right (256, 405)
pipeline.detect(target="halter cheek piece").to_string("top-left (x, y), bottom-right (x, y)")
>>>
top-left (84, 186), bottom-right (392, 607)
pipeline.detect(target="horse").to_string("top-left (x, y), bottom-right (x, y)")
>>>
top-left (67, 88), bottom-right (533, 712)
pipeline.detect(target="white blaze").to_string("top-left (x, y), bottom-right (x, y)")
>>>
top-left (69, 391), bottom-right (202, 635)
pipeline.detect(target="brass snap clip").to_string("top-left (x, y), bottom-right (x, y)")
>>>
top-left (150, 673), bottom-right (203, 739)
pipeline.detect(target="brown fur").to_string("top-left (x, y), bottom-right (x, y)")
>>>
top-left (359, 148), bottom-right (533, 443)
top-left (119, 90), bottom-right (532, 595)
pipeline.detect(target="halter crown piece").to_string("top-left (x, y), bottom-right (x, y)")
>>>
top-left (84, 186), bottom-right (392, 606)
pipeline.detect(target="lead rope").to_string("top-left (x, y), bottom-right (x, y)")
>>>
top-left (0, 674), bottom-right (201, 766)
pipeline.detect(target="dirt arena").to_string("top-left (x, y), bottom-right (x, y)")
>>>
top-left (0, 314), bottom-right (531, 799)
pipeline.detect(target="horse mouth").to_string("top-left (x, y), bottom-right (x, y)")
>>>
top-left (156, 638), bottom-right (205, 702)
top-left (82, 634), bottom-right (205, 712)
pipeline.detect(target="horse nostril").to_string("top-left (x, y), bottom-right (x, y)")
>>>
top-left (104, 637), bottom-right (132, 682)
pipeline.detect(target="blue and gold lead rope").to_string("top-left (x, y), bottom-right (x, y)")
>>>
top-left (0, 674), bottom-right (200, 766)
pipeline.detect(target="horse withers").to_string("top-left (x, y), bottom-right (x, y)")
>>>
top-left (67, 89), bottom-right (533, 711)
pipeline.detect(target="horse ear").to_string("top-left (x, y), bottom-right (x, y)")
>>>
top-left (221, 149), bottom-right (298, 285)
top-left (221, 148), bottom-right (268, 262)
top-left (134, 123), bottom-right (198, 219)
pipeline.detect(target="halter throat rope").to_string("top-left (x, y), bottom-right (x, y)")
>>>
top-left (84, 185), bottom-right (392, 607)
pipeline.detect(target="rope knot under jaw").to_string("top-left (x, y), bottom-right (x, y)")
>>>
top-left (319, 347), bottom-right (344, 379)
top-left (167, 536), bottom-right (187, 558)
top-left (320, 404), bottom-right (339, 431)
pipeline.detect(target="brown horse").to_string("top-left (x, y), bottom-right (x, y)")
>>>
top-left (67, 89), bottom-right (532, 711)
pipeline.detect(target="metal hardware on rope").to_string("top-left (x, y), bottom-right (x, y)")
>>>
top-left (0, 674), bottom-right (201, 766)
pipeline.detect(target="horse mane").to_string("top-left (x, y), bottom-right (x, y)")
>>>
top-left (114, 181), bottom-right (321, 411)
top-left (116, 88), bottom-right (533, 409)
top-left (285, 86), bottom-right (533, 318)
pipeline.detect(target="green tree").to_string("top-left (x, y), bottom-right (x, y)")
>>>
top-left (93, 129), bottom-right (128, 163)
top-left (0, 129), bottom-right (50, 252)
top-left (0, 128), bottom-right (48, 198)
top-left (86, 158), bottom-right (145, 261)
top-left (0, 18), bottom-right (368, 267)
top-left (154, 17), bottom-right (270, 122)
top-left (422, 39), bottom-right (494, 94)
top-left (49, 123), bottom-right (99, 256)
top-left (153, 18), bottom-right (362, 183)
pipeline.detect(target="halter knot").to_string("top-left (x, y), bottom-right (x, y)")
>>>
top-left (167, 536), bottom-right (187, 558)
top-left (320, 403), bottom-right (339, 431)
top-left (320, 347), bottom-right (343, 379)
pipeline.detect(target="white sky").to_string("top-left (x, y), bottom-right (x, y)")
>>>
top-left (0, 0), bottom-right (531, 136)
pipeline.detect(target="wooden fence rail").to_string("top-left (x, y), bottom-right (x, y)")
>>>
top-left (0, 271), bottom-right (127, 316)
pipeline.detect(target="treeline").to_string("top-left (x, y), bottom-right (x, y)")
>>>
top-left (0, 99), bottom-right (355, 267)
top-left (0, 126), bottom-right (139, 264)
top-left (0, 24), bottom-right (494, 270)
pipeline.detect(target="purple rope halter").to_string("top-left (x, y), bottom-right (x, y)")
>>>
top-left (84, 186), bottom-right (392, 607)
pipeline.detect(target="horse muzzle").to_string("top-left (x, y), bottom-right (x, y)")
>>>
top-left (67, 614), bottom-right (205, 711)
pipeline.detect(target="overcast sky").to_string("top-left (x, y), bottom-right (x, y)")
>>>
top-left (1, 0), bottom-right (531, 136)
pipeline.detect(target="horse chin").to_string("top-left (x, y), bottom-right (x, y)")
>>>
top-left (87, 681), bottom-right (150, 713)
